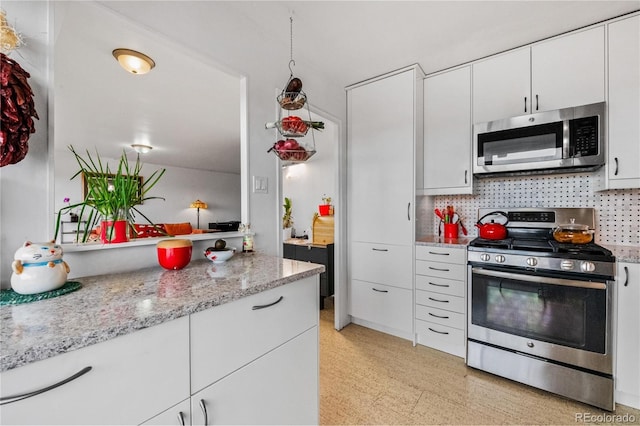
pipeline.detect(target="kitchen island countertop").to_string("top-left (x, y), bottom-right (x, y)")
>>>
top-left (0, 253), bottom-right (324, 372)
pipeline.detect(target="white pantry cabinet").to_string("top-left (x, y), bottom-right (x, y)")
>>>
top-left (473, 26), bottom-right (605, 123)
top-left (615, 262), bottom-right (640, 409)
top-left (414, 245), bottom-right (467, 358)
top-left (347, 65), bottom-right (423, 340)
top-left (607, 14), bottom-right (640, 189)
top-left (0, 317), bottom-right (190, 426)
top-left (423, 66), bottom-right (473, 195)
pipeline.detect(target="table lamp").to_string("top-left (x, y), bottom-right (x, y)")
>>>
top-left (189, 199), bottom-right (208, 229)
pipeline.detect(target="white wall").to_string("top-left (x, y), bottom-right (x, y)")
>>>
top-left (54, 152), bottom-right (241, 229)
top-left (282, 111), bottom-right (338, 237)
top-left (0, 2), bottom-right (346, 288)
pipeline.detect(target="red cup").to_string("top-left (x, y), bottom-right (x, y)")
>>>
top-left (444, 223), bottom-right (459, 239)
top-left (157, 239), bottom-right (193, 270)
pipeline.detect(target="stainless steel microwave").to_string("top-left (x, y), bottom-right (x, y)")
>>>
top-left (473, 102), bottom-right (605, 176)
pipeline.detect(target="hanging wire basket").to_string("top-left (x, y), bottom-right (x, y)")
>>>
top-left (267, 139), bottom-right (316, 163)
top-left (265, 115), bottom-right (325, 138)
top-left (277, 90), bottom-right (307, 110)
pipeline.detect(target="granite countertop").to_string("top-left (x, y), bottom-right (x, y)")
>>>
top-left (0, 253), bottom-right (324, 372)
top-left (603, 244), bottom-right (640, 263)
top-left (416, 235), bottom-right (474, 247)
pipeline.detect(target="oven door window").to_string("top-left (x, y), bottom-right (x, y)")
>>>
top-left (477, 121), bottom-right (563, 166)
top-left (471, 269), bottom-right (606, 353)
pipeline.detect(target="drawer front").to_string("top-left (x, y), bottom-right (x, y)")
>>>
top-left (351, 242), bottom-right (412, 289)
top-left (416, 289), bottom-right (465, 313)
top-left (415, 319), bottom-right (466, 358)
top-left (416, 259), bottom-right (466, 281)
top-left (190, 276), bottom-right (318, 393)
top-left (415, 305), bottom-right (465, 330)
top-left (416, 245), bottom-right (466, 264)
top-left (0, 317), bottom-right (190, 426)
top-left (294, 245), bottom-right (327, 264)
top-left (349, 279), bottom-right (412, 333)
top-left (415, 274), bottom-right (465, 297)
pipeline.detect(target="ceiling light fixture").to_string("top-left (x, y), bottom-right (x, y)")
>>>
top-left (131, 144), bottom-right (153, 154)
top-left (112, 48), bottom-right (155, 75)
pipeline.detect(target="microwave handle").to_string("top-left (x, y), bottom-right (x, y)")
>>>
top-left (524, 96), bottom-right (527, 113)
top-left (535, 94), bottom-right (539, 111)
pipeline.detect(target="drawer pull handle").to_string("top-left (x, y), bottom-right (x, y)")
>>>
top-left (614, 157), bottom-right (619, 176)
top-left (177, 411), bottom-right (185, 426)
top-left (428, 327), bottom-right (449, 335)
top-left (428, 251), bottom-right (449, 256)
top-left (429, 312), bottom-right (449, 319)
top-left (199, 399), bottom-right (209, 425)
top-left (0, 366), bottom-right (92, 405)
top-left (428, 297), bottom-right (449, 303)
top-left (428, 281), bottom-right (450, 288)
top-left (372, 248), bottom-right (389, 252)
top-left (428, 266), bottom-right (450, 272)
top-left (372, 288), bottom-right (388, 293)
top-left (252, 296), bottom-right (284, 310)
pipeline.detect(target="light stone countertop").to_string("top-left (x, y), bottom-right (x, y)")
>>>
top-left (416, 235), bottom-right (474, 247)
top-left (0, 253), bottom-right (324, 372)
top-left (603, 244), bottom-right (640, 264)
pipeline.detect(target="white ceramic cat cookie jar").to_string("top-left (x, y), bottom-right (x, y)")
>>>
top-left (11, 241), bottom-right (70, 295)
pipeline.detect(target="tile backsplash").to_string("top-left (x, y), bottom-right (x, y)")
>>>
top-left (417, 172), bottom-right (640, 246)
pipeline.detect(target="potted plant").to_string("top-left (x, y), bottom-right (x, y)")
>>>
top-left (283, 197), bottom-right (293, 240)
top-left (319, 194), bottom-right (332, 216)
top-left (54, 145), bottom-right (166, 243)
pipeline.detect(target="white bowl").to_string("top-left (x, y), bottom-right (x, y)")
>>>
top-left (204, 247), bottom-right (236, 264)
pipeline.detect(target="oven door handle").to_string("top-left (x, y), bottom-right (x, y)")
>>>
top-left (471, 267), bottom-right (606, 290)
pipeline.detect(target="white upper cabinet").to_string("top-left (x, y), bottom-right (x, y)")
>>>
top-left (473, 48), bottom-right (531, 124)
top-left (473, 26), bottom-right (605, 124)
top-left (423, 66), bottom-right (473, 194)
top-left (531, 26), bottom-right (605, 112)
top-left (607, 14), bottom-right (640, 189)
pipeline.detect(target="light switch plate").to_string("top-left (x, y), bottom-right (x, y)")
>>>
top-left (253, 176), bottom-right (268, 193)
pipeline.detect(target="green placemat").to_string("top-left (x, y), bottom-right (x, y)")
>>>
top-left (0, 281), bottom-right (82, 306)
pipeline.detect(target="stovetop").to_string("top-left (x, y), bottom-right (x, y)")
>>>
top-left (468, 236), bottom-right (614, 259)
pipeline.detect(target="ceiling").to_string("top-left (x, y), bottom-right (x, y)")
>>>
top-left (54, 1), bottom-right (639, 173)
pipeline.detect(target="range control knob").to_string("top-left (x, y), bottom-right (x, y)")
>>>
top-left (495, 255), bottom-right (506, 263)
top-left (581, 261), bottom-right (596, 273)
top-left (480, 254), bottom-right (490, 262)
top-left (561, 260), bottom-right (575, 270)
top-left (526, 257), bottom-right (538, 267)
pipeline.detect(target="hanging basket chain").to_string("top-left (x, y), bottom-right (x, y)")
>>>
top-left (288, 15), bottom-right (295, 76)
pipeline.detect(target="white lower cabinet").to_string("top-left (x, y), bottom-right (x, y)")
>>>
top-left (349, 279), bottom-right (413, 336)
top-left (141, 399), bottom-right (191, 426)
top-left (415, 245), bottom-right (467, 358)
top-left (616, 262), bottom-right (640, 409)
top-left (191, 328), bottom-right (318, 425)
top-left (0, 276), bottom-right (320, 425)
top-left (0, 317), bottom-right (190, 426)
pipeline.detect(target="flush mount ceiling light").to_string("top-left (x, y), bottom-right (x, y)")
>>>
top-left (131, 144), bottom-right (153, 154)
top-left (112, 48), bottom-right (155, 75)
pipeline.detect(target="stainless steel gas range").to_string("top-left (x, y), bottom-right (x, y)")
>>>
top-left (466, 207), bottom-right (616, 411)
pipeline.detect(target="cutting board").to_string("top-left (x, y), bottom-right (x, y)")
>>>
top-left (313, 215), bottom-right (334, 245)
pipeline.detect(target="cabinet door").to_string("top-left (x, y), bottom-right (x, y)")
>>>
top-left (191, 327), bottom-right (318, 425)
top-left (616, 262), bottom-right (640, 409)
top-left (0, 317), bottom-right (190, 426)
top-left (349, 279), bottom-right (413, 335)
top-left (141, 399), bottom-right (191, 426)
top-left (472, 47), bottom-right (530, 123)
top-left (531, 26), bottom-right (605, 112)
top-left (423, 66), bottom-right (472, 194)
top-left (351, 242), bottom-right (413, 289)
top-left (608, 15), bottom-right (640, 188)
top-left (190, 277), bottom-right (317, 394)
top-left (348, 68), bottom-right (416, 245)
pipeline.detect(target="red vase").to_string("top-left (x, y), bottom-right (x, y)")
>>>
top-left (100, 220), bottom-right (129, 243)
top-left (319, 204), bottom-right (331, 216)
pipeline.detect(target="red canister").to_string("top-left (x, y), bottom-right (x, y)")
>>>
top-left (157, 239), bottom-right (193, 270)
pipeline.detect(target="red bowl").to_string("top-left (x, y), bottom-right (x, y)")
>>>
top-left (157, 239), bottom-right (193, 270)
